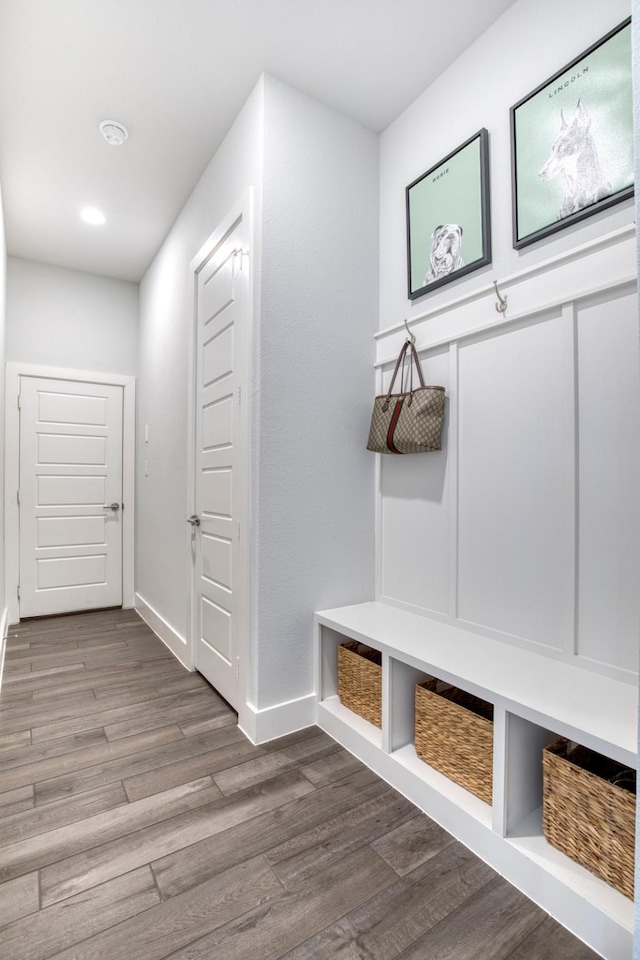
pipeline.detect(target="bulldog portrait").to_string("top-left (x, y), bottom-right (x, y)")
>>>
top-left (424, 223), bottom-right (464, 284)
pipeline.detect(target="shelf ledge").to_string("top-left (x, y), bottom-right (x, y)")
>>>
top-left (319, 696), bottom-right (383, 749)
top-left (508, 808), bottom-right (633, 931)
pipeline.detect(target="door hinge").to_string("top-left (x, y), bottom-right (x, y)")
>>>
top-left (17, 394), bottom-right (21, 409)
top-left (16, 490), bottom-right (20, 505)
top-left (237, 385), bottom-right (241, 406)
top-left (17, 585), bottom-right (20, 600)
top-left (236, 657), bottom-right (240, 678)
top-left (236, 521), bottom-right (241, 540)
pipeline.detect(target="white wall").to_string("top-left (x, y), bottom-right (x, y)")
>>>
top-left (380, 0), bottom-right (633, 328)
top-left (136, 73), bottom-right (378, 728)
top-left (376, 0), bottom-right (639, 682)
top-left (631, 6), bottom-right (640, 956)
top-left (6, 257), bottom-right (138, 374)
top-left (136, 77), bottom-right (265, 655)
top-left (0, 188), bottom-right (7, 631)
top-left (253, 76), bottom-right (378, 710)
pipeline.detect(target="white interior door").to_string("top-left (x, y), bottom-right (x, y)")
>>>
top-left (191, 210), bottom-right (249, 710)
top-left (19, 376), bottom-right (123, 617)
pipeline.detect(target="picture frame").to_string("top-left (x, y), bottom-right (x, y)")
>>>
top-left (406, 128), bottom-right (491, 300)
top-left (511, 17), bottom-right (633, 250)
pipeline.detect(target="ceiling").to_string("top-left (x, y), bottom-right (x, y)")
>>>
top-left (0, 0), bottom-right (516, 282)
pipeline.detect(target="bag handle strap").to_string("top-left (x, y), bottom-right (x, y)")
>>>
top-left (408, 341), bottom-right (426, 388)
top-left (385, 341), bottom-right (410, 406)
top-left (386, 340), bottom-right (425, 403)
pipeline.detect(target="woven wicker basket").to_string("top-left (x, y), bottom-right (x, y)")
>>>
top-left (543, 738), bottom-right (635, 899)
top-left (337, 641), bottom-right (382, 728)
top-left (415, 679), bottom-right (494, 804)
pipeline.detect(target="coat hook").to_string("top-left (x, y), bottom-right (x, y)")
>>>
top-left (403, 317), bottom-right (416, 344)
top-left (493, 280), bottom-right (508, 315)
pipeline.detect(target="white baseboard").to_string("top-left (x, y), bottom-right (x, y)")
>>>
top-left (134, 593), bottom-right (192, 670)
top-left (239, 692), bottom-right (317, 745)
top-left (133, 595), bottom-right (315, 745)
top-left (0, 607), bottom-right (9, 693)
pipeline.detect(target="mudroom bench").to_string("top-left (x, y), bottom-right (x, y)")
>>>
top-left (314, 601), bottom-right (637, 960)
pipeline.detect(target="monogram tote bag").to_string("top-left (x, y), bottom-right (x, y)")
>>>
top-left (367, 340), bottom-right (445, 454)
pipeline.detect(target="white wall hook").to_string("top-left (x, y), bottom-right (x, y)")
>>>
top-left (493, 280), bottom-right (508, 315)
top-left (403, 317), bottom-right (416, 344)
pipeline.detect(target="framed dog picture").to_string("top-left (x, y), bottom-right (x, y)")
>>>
top-left (511, 17), bottom-right (633, 249)
top-left (406, 129), bottom-right (491, 300)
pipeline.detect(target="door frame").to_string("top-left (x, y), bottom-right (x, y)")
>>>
top-left (186, 188), bottom-right (254, 729)
top-left (5, 363), bottom-right (136, 625)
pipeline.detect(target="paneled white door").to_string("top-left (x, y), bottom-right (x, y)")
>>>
top-left (191, 209), bottom-right (250, 710)
top-left (19, 376), bottom-right (123, 617)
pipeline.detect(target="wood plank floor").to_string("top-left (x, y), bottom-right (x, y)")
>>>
top-left (0, 608), bottom-right (600, 960)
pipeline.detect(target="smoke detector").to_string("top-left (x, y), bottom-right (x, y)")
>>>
top-left (99, 120), bottom-right (128, 146)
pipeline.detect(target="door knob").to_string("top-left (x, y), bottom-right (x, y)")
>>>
top-left (102, 503), bottom-right (120, 511)
top-left (187, 515), bottom-right (201, 527)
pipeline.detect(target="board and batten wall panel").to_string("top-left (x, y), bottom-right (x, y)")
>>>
top-left (456, 312), bottom-right (575, 652)
top-left (576, 288), bottom-right (640, 672)
top-left (376, 256), bottom-right (639, 680)
top-left (379, 346), bottom-right (451, 615)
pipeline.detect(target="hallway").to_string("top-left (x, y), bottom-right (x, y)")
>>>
top-left (0, 609), bottom-right (598, 959)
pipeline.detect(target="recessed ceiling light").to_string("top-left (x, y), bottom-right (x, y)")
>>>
top-left (99, 120), bottom-right (128, 146)
top-left (80, 207), bottom-right (106, 225)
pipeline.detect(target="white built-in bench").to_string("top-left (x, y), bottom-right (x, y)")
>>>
top-left (315, 601), bottom-right (638, 960)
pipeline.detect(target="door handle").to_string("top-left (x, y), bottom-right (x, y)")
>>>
top-left (102, 503), bottom-right (120, 511)
top-left (187, 515), bottom-right (201, 527)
